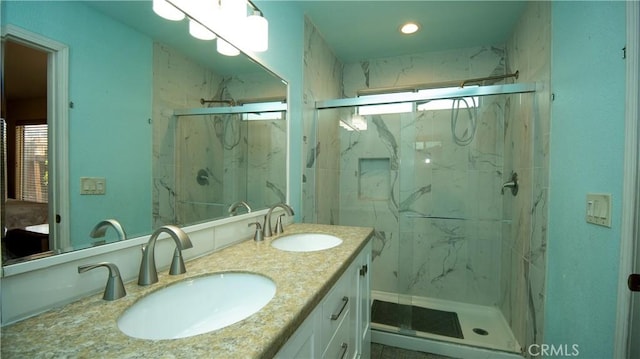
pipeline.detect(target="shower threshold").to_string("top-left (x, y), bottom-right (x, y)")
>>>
top-left (371, 291), bottom-right (521, 355)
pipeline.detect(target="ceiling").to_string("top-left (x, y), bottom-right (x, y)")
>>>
top-left (91, 1), bottom-right (527, 70)
top-left (3, 1), bottom-right (526, 101)
top-left (296, 1), bottom-right (526, 63)
top-left (86, 1), bottom-right (260, 76)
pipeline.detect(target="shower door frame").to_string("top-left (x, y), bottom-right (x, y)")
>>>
top-left (316, 82), bottom-right (537, 354)
top-left (316, 83), bottom-right (536, 110)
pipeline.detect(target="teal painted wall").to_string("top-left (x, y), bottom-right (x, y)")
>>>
top-left (3, 1), bottom-right (153, 246)
top-left (546, 2), bottom-right (626, 357)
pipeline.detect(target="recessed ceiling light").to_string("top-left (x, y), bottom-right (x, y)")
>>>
top-left (400, 22), bottom-right (420, 35)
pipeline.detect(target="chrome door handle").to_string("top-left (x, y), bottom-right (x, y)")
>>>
top-left (629, 274), bottom-right (640, 292)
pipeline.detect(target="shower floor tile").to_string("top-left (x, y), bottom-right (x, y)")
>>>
top-left (372, 290), bottom-right (521, 354)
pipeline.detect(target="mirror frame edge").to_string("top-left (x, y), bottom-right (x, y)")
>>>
top-left (2, 207), bottom-right (273, 277)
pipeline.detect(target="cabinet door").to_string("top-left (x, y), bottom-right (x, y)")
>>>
top-left (355, 243), bottom-right (372, 358)
top-left (275, 306), bottom-right (321, 359)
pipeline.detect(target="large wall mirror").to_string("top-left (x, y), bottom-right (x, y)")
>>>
top-left (1, 0), bottom-right (288, 267)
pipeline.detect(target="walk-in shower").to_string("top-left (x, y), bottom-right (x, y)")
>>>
top-left (310, 79), bottom-right (536, 358)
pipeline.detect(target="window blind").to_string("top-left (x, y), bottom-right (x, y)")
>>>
top-left (16, 124), bottom-right (48, 203)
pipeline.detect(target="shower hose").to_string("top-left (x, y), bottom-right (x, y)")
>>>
top-left (450, 96), bottom-right (477, 146)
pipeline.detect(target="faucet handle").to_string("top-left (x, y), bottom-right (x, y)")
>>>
top-left (78, 262), bottom-right (126, 301)
top-left (248, 222), bottom-right (264, 242)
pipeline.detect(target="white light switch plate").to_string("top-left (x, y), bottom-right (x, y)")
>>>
top-left (80, 177), bottom-right (106, 195)
top-left (586, 193), bottom-right (611, 227)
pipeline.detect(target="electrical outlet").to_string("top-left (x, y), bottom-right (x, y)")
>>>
top-left (586, 193), bottom-right (611, 227)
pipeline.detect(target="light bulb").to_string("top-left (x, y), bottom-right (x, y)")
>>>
top-left (217, 39), bottom-right (240, 56)
top-left (189, 19), bottom-right (216, 40)
top-left (218, 0), bottom-right (247, 46)
top-left (152, 0), bottom-right (185, 21)
top-left (400, 22), bottom-right (420, 35)
top-left (245, 11), bottom-right (268, 52)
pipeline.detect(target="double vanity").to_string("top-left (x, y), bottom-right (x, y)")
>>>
top-left (1, 223), bottom-right (373, 358)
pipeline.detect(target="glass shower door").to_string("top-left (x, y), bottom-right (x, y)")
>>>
top-left (313, 84), bottom-right (535, 354)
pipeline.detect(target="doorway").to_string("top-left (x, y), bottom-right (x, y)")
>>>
top-left (2, 39), bottom-right (50, 260)
top-left (1, 25), bottom-right (70, 264)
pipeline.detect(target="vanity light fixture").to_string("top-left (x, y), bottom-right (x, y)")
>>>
top-left (245, 10), bottom-right (269, 52)
top-left (189, 19), bottom-right (217, 40)
top-left (153, 0), bottom-right (269, 56)
top-left (217, 38), bottom-right (241, 56)
top-left (187, 1), bottom-right (218, 41)
top-left (152, 0), bottom-right (185, 21)
top-left (400, 22), bottom-right (420, 35)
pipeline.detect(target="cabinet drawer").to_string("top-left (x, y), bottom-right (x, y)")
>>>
top-left (322, 307), bottom-right (352, 359)
top-left (320, 270), bottom-right (352, 349)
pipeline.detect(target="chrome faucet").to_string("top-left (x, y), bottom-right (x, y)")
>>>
top-left (78, 262), bottom-right (126, 301)
top-left (501, 172), bottom-right (519, 196)
top-left (138, 225), bottom-right (193, 286)
top-left (263, 203), bottom-right (294, 237)
top-left (90, 219), bottom-right (127, 242)
top-left (228, 201), bottom-right (252, 216)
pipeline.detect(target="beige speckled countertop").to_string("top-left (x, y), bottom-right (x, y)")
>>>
top-left (1, 223), bottom-right (373, 358)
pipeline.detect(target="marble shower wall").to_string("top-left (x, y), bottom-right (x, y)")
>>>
top-left (336, 96), bottom-right (507, 306)
top-left (302, 16), bottom-right (344, 224)
top-left (503, 1), bottom-right (551, 353)
top-left (152, 42), bottom-right (287, 228)
top-left (338, 46), bottom-right (508, 306)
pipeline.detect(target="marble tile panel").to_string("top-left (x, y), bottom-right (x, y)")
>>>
top-left (342, 46), bottom-right (504, 97)
top-left (526, 263), bottom-right (546, 347)
top-left (303, 17), bottom-right (343, 223)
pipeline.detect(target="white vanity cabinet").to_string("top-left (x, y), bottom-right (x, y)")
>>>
top-left (276, 241), bottom-right (372, 359)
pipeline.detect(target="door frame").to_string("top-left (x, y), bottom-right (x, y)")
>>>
top-left (1, 25), bottom-right (70, 253)
top-left (614, 1), bottom-right (640, 357)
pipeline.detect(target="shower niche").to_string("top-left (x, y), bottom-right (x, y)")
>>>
top-left (358, 158), bottom-right (390, 201)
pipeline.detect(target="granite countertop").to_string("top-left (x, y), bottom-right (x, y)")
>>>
top-left (1, 223), bottom-right (373, 358)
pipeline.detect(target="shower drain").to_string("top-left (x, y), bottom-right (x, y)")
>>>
top-left (473, 328), bottom-right (489, 336)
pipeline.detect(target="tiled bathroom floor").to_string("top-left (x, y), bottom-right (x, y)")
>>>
top-left (371, 343), bottom-right (456, 359)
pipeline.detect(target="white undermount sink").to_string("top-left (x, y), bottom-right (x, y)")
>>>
top-left (271, 233), bottom-right (343, 252)
top-left (117, 272), bottom-right (276, 340)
